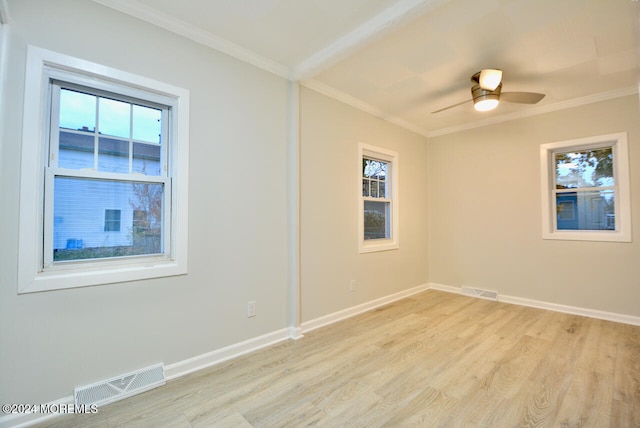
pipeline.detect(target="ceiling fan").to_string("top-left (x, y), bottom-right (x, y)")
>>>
top-left (431, 69), bottom-right (545, 114)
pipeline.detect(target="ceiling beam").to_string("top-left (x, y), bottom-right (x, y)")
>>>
top-left (292, 0), bottom-right (449, 81)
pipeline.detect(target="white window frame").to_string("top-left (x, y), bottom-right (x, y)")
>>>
top-left (540, 132), bottom-right (631, 242)
top-left (359, 143), bottom-right (399, 253)
top-left (18, 45), bottom-right (189, 293)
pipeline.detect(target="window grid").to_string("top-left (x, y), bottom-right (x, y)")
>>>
top-left (52, 85), bottom-right (165, 176)
top-left (45, 83), bottom-right (170, 266)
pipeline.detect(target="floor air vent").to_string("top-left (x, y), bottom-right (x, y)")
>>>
top-left (75, 363), bottom-right (165, 407)
top-left (461, 286), bottom-right (499, 301)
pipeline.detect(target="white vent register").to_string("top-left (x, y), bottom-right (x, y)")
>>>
top-left (75, 363), bottom-right (165, 407)
top-left (461, 286), bottom-right (499, 301)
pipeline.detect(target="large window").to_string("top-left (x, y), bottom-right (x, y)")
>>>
top-left (18, 46), bottom-right (189, 293)
top-left (359, 143), bottom-right (399, 253)
top-left (540, 133), bottom-right (631, 242)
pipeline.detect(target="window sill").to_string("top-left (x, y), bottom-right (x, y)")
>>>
top-left (19, 258), bottom-right (187, 294)
top-left (542, 230), bottom-right (631, 243)
top-left (359, 239), bottom-right (399, 254)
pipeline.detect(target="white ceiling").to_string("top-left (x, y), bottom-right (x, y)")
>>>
top-left (94, 0), bottom-right (640, 137)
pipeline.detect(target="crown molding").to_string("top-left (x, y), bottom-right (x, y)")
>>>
top-left (304, 82), bottom-right (639, 141)
top-left (91, 0), bottom-right (290, 79)
top-left (0, 0), bottom-right (9, 24)
top-left (427, 86), bottom-right (640, 138)
top-left (302, 79), bottom-right (430, 138)
top-left (292, 0), bottom-right (447, 81)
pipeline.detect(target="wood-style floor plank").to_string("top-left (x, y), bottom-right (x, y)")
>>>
top-left (35, 290), bottom-right (640, 427)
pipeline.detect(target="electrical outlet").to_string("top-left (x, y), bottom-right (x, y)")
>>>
top-left (247, 301), bottom-right (256, 318)
top-left (349, 280), bottom-right (356, 292)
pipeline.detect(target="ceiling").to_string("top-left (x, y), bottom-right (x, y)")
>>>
top-left (94, 0), bottom-right (640, 137)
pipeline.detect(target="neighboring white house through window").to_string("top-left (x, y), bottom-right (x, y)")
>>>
top-left (540, 132), bottom-right (631, 242)
top-left (18, 46), bottom-right (190, 293)
top-left (359, 143), bottom-right (399, 253)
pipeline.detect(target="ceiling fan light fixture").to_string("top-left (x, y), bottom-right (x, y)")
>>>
top-left (479, 68), bottom-right (502, 91)
top-left (471, 82), bottom-right (501, 112)
top-left (474, 98), bottom-right (499, 111)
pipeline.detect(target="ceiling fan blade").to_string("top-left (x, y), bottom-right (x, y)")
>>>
top-left (431, 99), bottom-right (471, 114)
top-left (501, 92), bottom-right (545, 104)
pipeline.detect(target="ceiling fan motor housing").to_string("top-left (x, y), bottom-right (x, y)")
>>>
top-left (472, 82), bottom-right (500, 99)
top-left (470, 72), bottom-right (501, 111)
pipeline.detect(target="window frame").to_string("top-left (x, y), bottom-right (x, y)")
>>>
top-left (18, 45), bottom-right (190, 293)
top-left (540, 132), bottom-right (631, 242)
top-left (358, 143), bottom-right (399, 253)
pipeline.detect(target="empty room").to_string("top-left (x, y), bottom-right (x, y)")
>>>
top-left (0, 0), bottom-right (638, 426)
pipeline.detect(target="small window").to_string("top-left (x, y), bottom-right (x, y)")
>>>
top-left (359, 143), bottom-right (399, 253)
top-left (104, 209), bottom-right (122, 232)
top-left (540, 133), bottom-right (631, 242)
top-left (18, 46), bottom-right (190, 293)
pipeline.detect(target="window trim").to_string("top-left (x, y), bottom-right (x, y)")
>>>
top-left (358, 143), bottom-right (399, 253)
top-left (18, 45), bottom-right (190, 293)
top-left (540, 132), bottom-right (631, 242)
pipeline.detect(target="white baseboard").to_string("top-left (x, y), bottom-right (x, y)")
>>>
top-left (428, 282), bottom-right (640, 326)
top-left (164, 328), bottom-right (291, 380)
top-left (288, 326), bottom-right (304, 340)
top-left (428, 283), bottom-right (460, 294)
top-left (301, 283), bottom-right (430, 333)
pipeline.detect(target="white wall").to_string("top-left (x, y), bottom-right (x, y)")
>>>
top-left (428, 95), bottom-right (640, 317)
top-left (300, 87), bottom-right (430, 321)
top-left (3, 0), bottom-right (637, 413)
top-left (0, 0), bottom-right (290, 405)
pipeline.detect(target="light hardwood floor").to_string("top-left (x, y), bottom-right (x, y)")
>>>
top-left (37, 290), bottom-right (640, 427)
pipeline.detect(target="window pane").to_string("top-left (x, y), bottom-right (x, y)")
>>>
top-left (370, 181), bottom-right (379, 198)
top-left (53, 176), bottom-right (164, 261)
top-left (133, 142), bottom-right (161, 176)
top-left (59, 89), bottom-right (95, 132)
top-left (555, 147), bottom-right (613, 189)
top-left (364, 200), bottom-right (390, 240)
top-left (58, 130), bottom-right (94, 169)
top-left (98, 137), bottom-right (129, 173)
top-left (363, 158), bottom-right (387, 179)
top-left (556, 190), bottom-right (615, 230)
top-left (99, 97), bottom-right (130, 139)
top-left (132, 105), bottom-right (162, 143)
top-left (362, 179), bottom-right (370, 197)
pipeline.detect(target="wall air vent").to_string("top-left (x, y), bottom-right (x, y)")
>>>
top-left (461, 286), bottom-right (499, 301)
top-left (75, 363), bottom-right (165, 407)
